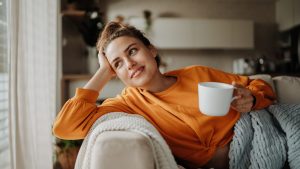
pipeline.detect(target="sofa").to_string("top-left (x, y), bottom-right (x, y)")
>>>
top-left (76, 75), bottom-right (300, 169)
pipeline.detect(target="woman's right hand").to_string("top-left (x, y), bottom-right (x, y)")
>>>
top-left (83, 52), bottom-right (116, 91)
top-left (98, 51), bottom-right (116, 78)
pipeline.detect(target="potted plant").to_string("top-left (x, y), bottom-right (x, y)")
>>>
top-left (54, 139), bottom-right (83, 169)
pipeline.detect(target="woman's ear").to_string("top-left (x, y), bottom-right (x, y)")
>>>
top-left (148, 45), bottom-right (157, 58)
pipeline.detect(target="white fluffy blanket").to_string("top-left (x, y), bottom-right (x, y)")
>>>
top-left (74, 112), bottom-right (178, 169)
top-left (229, 104), bottom-right (300, 169)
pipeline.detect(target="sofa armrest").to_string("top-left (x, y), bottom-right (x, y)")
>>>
top-left (90, 131), bottom-right (155, 169)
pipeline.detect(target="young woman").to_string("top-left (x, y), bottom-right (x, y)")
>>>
top-left (53, 21), bottom-right (275, 169)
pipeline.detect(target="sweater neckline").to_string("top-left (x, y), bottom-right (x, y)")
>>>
top-left (139, 75), bottom-right (180, 96)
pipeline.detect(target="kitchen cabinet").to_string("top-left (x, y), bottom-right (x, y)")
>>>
top-left (193, 20), bottom-right (232, 48)
top-left (151, 19), bottom-right (194, 49)
top-left (295, 0), bottom-right (300, 27)
top-left (129, 18), bottom-right (254, 49)
top-left (231, 20), bottom-right (254, 48)
top-left (276, 0), bottom-right (300, 31)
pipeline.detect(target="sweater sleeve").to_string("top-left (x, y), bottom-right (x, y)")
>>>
top-left (52, 88), bottom-right (132, 140)
top-left (246, 79), bottom-right (276, 110)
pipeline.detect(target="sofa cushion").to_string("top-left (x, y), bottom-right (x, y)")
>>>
top-left (272, 76), bottom-right (300, 104)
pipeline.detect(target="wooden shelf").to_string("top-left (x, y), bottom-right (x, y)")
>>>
top-left (63, 74), bottom-right (93, 81)
top-left (61, 10), bottom-right (85, 17)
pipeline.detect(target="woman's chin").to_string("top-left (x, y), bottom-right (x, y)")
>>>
top-left (129, 76), bottom-right (152, 88)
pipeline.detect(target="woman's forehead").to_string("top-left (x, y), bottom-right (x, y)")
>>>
top-left (105, 36), bottom-right (142, 60)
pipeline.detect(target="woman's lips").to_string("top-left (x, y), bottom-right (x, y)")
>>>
top-left (130, 66), bottom-right (144, 78)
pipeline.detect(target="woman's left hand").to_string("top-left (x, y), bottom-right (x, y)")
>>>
top-left (231, 82), bottom-right (255, 113)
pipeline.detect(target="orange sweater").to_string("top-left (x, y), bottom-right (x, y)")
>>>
top-left (53, 65), bottom-right (275, 166)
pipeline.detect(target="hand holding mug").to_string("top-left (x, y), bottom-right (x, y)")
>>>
top-left (231, 82), bottom-right (254, 113)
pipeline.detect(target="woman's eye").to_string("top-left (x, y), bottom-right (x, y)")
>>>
top-left (114, 61), bottom-right (120, 68)
top-left (129, 48), bottom-right (137, 56)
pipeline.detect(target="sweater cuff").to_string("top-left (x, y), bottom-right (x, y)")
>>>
top-left (74, 88), bottom-right (99, 103)
top-left (251, 91), bottom-right (262, 110)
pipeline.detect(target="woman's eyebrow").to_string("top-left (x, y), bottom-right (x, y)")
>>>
top-left (124, 43), bottom-right (137, 53)
top-left (111, 57), bottom-right (120, 65)
top-left (111, 43), bottom-right (137, 64)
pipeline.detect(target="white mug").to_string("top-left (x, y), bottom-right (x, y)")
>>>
top-left (198, 82), bottom-right (236, 116)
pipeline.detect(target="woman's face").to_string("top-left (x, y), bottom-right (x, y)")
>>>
top-left (105, 36), bottom-right (158, 88)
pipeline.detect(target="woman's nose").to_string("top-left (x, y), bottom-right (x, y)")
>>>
top-left (125, 57), bottom-right (136, 70)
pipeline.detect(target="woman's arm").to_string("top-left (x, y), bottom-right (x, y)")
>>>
top-left (52, 53), bottom-right (130, 140)
top-left (52, 88), bottom-right (131, 140)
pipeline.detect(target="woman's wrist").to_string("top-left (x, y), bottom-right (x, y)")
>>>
top-left (83, 67), bottom-right (114, 92)
top-left (97, 67), bottom-right (114, 80)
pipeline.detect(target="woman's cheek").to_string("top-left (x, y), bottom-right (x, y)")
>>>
top-left (117, 70), bottom-right (128, 81)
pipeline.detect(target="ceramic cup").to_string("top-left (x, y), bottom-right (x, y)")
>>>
top-left (198, 82), bottom-right (236, 116)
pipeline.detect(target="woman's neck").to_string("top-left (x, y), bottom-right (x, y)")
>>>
top-left (142, 71), bottom-right (177, 93)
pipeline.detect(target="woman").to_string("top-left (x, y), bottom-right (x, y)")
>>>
top-left (53, 21), bottom-right (275, 169)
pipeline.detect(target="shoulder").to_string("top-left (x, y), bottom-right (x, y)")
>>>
top-left (164, 65), bottom-right (247, 83)
top-left (165, 65), bottom-right (215, 77)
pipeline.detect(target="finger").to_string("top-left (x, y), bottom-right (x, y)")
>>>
top-left (98, 52), bottom-right (105, 58)
top-left (98, 52), bottom-right (105, 62)
top-left (232, 81), bottom-right (244, 88)
top-left (235, 96), bottom-right (254, 105)
top-left (234, 87), bottom-right (252, 98)
top-left (232, 82), bottom-right (244, 96)
top-left (233, 95), bottom-right (242, 101)
top-left (233, 88), bottom-right (242, 97)
top-left (98, 52), bottom-right (117, 76)
top-left (239, 101), bottom-right (253, 108)
top-left (232, 81), bottom-right (251, 95)
top-left (231, 96), bottom-right (242, 106)
top-left (230, 105), bottom-right (238, 112)
top-left (231, 104), bottom-right (250, 112)
top-left (239, 105), bottom-right (252, 113)
top-left (231, 96), bottom-right (253, 111)
top-left (232, 103), bottom-right (252, 113)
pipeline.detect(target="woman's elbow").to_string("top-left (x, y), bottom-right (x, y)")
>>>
top-left (52, 122), bottom-right (67, 139)
top-left (52, 122), bottom-right (86, 140)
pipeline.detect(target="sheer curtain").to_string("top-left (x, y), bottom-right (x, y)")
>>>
top-left (9, 0), bottom-right (58, 169)
top-left (0, 0), bottom-right (11, 168)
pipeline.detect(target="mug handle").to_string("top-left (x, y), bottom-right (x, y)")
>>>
top-left (231, 96), bottom-right (239, 102)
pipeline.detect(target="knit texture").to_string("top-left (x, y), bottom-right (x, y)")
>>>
top-left (269, 104), bottom-right (300, 169)
top-left (74, 112), bottom-right (178, 169)
top-left (229, 104), bottom-right (300, 169)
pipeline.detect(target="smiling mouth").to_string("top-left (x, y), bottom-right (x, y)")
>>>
top-left (130, 66), bottom-right (145, 78)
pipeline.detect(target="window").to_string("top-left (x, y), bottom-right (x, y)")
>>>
top-left (0, 0), bottom-right (11, 168)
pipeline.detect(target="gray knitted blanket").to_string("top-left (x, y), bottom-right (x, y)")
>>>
top-left (229, 104), bottom-right (300, 169)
